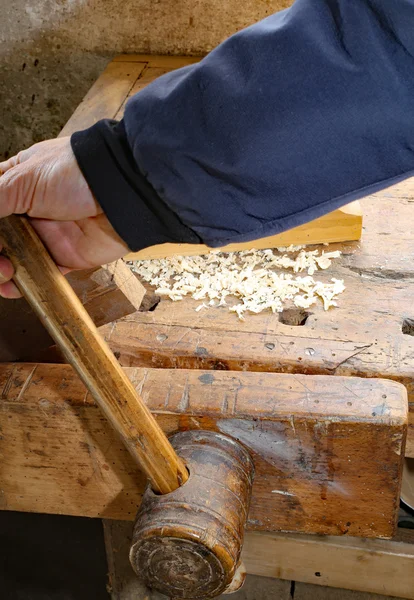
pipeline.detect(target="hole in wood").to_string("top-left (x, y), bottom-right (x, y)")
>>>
top-left (150, 466), bottom-right (191, 496)
top-left (402, 318), bottom-right (414, 336)
top-left (139, 293), bottom-right (160, 312)
top-left (279, 308), bottom-right (310, 326)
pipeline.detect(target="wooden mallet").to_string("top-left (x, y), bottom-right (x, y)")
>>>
top-left (0, 215), bottom-right (254, 599)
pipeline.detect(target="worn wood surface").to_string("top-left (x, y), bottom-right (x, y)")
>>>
top-left (244, 529), bottom-right (414, 600)
top-left (0, 362), bottom-right (407, 537)
top-left (0, 216), bottom-right (188, 494)
top-left (129, 430), bottom-right (254, 598)
top-left (104, 520), bottom-right (293, 600)
top-left (59, 60), bottom-right (146, 137)
top-left (101, 193), bottom-right (414, 457)
top-left (0, 260), bottom-right (145, 362)
top-left (104, 520), bottom-right (414, 600)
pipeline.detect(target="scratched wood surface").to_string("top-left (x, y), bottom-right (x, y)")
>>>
top-left (101, 190), bottom-right (414, 457)
top-left (0, 363), bottom-right (407, 537)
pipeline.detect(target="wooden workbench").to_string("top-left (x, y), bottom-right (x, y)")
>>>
top-left (102, 183), bottom-right (414, 457)
top-left (2, 54), bottom-right (414, 600)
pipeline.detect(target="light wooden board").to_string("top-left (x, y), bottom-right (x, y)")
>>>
top-left (0, 363), bottom-right (407, 537)
top-left (59, 61), bottom-right (146, 137)
top-left (126, 202), bottom-right (362, 260)
top-left (103, 520), bottom-right (414, 600)
top-left (243, 529), bottom-right (414, 600)
top-left (0, 260), bottom-right (145, 362)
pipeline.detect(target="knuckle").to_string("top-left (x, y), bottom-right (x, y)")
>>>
top-left (0, 167), bottom-right (27, 216)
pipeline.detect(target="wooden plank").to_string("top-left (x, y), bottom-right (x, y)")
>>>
top-left (294, 584), bottom-right (409, 600)
top-left (113, 54), bottom-right (201, 68)
top-left (126, 202), bottom-right (362, 260)
top-left (243, 530), bottom-right (414, 600)
top-left (59, 61), bottom-right (145, 137)
top-left (0, 363), bottom-right (406, 537)
top-left (0, 261), bottom-right (145, 363)
top-left (115, 67), bottom-right (174, 120)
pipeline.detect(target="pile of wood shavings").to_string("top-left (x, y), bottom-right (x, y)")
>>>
top-left (129, 245), bottom-right (345, 320)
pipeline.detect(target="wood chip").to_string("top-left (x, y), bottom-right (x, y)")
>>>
top-left (129, 246), bottom-right (345, 320)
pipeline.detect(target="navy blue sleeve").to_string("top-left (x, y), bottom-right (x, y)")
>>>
top-left (72, 0), bottom-right (414, 250)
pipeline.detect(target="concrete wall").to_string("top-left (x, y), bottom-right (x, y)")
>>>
top-left (0, 0), bottom-right (291, 160)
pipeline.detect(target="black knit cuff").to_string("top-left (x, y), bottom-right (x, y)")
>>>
top-left (70, 119), bottom-right (201, 252)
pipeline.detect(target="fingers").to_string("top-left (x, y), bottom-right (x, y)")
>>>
top-left (0, 280), bottom-right (21, 299)
top-left (0, 255), bottom-right (20, 298)
top-left (0, 255), bottom-right (15, 283)
top-left (0, 154), bottom-right (20, 174)
top-left (0, 247), bottom-right (71, 299)
top-left (0, 162), bottom-right (36, 218)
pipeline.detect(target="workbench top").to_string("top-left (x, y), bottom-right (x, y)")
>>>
top-left (102, 183), bottom-right (414, 456)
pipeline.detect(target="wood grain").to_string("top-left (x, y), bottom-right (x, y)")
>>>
top-left (59, 61), bottom-right (145, 137)
top-left (114, 66), bottom-right (175, 120)
top-left (113, 54), bottom-right (202, 68)
top-left (0, 362), bottom-right (407, 537)
top-left (56, 53), bottom-right (414, 456)
top-left (243, 529), bottom-right (414, 600)
top-left (66, 260), bottom-right (145, 326)
top-left (0, 215), bottom-right (188, 494)
top-left (99, 189), bottom-right (414, 457)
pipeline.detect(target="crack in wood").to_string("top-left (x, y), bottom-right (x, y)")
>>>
top-left (329, 344), bottom-right (373, 374)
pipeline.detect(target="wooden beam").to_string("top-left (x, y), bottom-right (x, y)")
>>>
top-left (0, 363), bottom-right (406, 537)
top-left (126, 202), bottom-right (362, 261)
top-left (243, 529), bottom-right (414, 600)
top-left (0, 260), bottom-right (145, 362)
top-left (66, 260), bottom-right (146, 328)
top-left (59, 61), bottom-right (146, 138)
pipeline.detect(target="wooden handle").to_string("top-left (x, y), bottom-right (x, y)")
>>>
top-left (0, 215), bottom-right (188, 494)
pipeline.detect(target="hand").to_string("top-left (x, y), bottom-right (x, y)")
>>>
top-left (0, 137), bottom-right (129, 298)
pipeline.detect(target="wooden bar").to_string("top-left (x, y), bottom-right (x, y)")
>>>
top-left (126, 202), bottom-right (362, 259)
top-left (243, 529), bottom-right (414, 600)
top-left (59, 61), bottom-right (146, 137)
top-left (0, 363), bottom-right (407, 537)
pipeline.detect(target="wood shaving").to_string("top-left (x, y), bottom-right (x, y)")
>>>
top-left (129, 246), bottom-right (345, 320)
